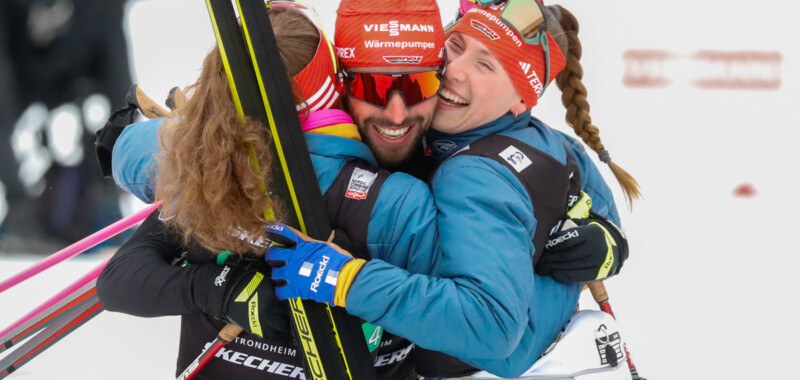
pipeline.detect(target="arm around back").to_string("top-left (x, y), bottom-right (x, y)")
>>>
top-left (345, 157), bottom-right (537, 360)
top-left (96, 212), bottom-right (220, 317)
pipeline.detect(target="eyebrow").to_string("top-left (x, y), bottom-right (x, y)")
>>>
top-left (451, 33), bottom-right (500, 64)
top-left (475, 46), bottom-right (499, 65)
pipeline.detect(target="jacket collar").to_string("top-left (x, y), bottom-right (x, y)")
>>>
top-left (425, 111), bottom-right (533, 161)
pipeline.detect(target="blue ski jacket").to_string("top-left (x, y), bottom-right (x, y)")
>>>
top-left (344, 111), bottom-right (620, 377)
top-left (111, 118), bottom-right (438, 273)
top-left (111, 111), bottom-right (620, 377)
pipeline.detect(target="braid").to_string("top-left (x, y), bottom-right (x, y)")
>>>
top-left (553, 5), bottom-right (641, 207)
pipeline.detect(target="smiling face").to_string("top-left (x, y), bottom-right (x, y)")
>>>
top-left (346, 66), bottom-right (439, 169)
top-left (432, 32), bottom-right (526, 134)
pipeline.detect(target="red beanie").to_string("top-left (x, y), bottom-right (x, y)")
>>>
top-left (450, 1), bottom-right (566, 109)
top-left (335, 0), bottom-right (445, 68)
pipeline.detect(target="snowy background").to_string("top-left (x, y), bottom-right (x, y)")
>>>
top-left (2, 0), bottom-right (798, 379)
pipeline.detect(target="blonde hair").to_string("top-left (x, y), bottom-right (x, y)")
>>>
top-left (154, 7), bottom-right (320, 254)
top-left (545, 5), bottom-right (641, 207)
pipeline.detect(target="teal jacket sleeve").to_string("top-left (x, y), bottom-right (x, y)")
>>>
top-left (345, 156), bottom-right (537, 361)
top-left (111, 118), bottom-right (164, 203)
top-left (367, 173), bottom-right (440, 275)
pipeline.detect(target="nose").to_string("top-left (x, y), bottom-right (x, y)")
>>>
top-left (444, 54), bottom-right (467, 83)
top-left (382, 92), bottom-right (410, 125)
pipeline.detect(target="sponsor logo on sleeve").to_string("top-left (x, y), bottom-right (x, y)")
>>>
top-left (214, 266), bottom-right (232, 287)
top-left (499, 145), bottom-right (533, 172)
top-left (345, 168), bottom-right (379, 200)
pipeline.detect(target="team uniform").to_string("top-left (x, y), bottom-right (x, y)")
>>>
top-left (102, 0), bottom-right (628, 376)
top-left (104, 111), bottom-right (434, 380)
top-left (338, 111), bottom-right (619, 378)
top-left (109, 107), bottom-right (620, 378)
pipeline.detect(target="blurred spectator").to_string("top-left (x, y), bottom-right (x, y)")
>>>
top-left (0, 0), bottom-right (132, 253)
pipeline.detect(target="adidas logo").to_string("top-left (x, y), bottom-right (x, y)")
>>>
top-left (519, 61), bottom-right (532, 75)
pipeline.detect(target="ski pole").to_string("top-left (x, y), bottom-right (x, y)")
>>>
top-left (0, 258), bottom-right (107, 353)
top-left (176, 324), bottom-right (243, 380)
top-left (0, 283), bottom-right (97, 355)
top-left (0, 294), bottom-right (103, 379)
top-left (587, 281), bottom-right (645, 380)
top-left (0, 201), bottom-right (161, 294)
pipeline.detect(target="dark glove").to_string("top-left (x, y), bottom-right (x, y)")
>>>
top-left (536, 213), bottom-right (628, 283)
top-left (94, 85), bottom-right (140, 178)
top-left (205, 262), bottom-right (291, 340)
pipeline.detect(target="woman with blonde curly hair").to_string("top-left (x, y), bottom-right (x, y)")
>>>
top-left (97, 4), bottom-right (383, 379)
top-left (102, 1), bottom-right (635, 378)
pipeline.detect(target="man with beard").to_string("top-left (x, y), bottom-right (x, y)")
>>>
top-left (101, 1), bottom-right (623, 378)
top-left (334, 0), bottom-right (445, 177)
top-left (101, 2), bottom-right (446, 379)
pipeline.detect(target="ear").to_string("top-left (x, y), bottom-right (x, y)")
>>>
top-left (510, 101), bottom-right (526, 117)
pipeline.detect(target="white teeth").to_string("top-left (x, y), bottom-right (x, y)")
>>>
top-left (375, 125), bottom-right (412, 139)
top-left (439, 88), bottom-right (469, 105)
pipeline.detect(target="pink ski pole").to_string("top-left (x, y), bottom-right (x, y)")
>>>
top-left (0, 201), bottom-right (161, 294)
top-left (0, 257), bottom-right (109, 342)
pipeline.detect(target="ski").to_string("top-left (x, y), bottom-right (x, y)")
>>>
top-left (193, 1), bottom-right (376, 379)
top-left (0, 294), bottom-right (103, 379)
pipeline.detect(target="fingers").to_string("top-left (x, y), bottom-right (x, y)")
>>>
top-left (266, 224), bottom-right (354, 258)
top-left (166, 86), bottom-right (187, 111)
top-left (266, 259), bottom-right (286, 268)
top-left (265, 224), bottom-right (299, 247)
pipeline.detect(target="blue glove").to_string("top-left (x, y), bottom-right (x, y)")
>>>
top-left (265, 224), bottom-right (365, 306)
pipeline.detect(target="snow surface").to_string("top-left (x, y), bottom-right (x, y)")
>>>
top-left (2, 0), bottom-right (799, 379)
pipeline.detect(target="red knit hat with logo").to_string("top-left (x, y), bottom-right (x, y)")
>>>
top-left (335, 0), bottom-right (445, 68)
top-left (450, 1), bottom-right (566, 109)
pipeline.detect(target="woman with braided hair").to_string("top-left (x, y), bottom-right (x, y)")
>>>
top-left (552, 6), bottom-right (639, 200)
top-left (104, 0), bottom-right (635, 378)
top-left (264, 0), bottom-right (639, 378)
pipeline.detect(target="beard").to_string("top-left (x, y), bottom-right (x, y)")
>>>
top-left (358, 115), bottom-right (428, 171)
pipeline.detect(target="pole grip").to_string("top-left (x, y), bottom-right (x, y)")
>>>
top-left (218, 324), bottom-right (243, 342)
top-left (587, 281), bottom-right (608, 304)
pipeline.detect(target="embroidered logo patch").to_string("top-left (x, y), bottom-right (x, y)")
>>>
top-left (499, 145), bottom-right (532, 172)
top-left (345, 168), bottom-right (379, 200)
top-left (433, 140), bottom-right (457, 153)
top-left (470, 19), bottom-right (500, 40)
